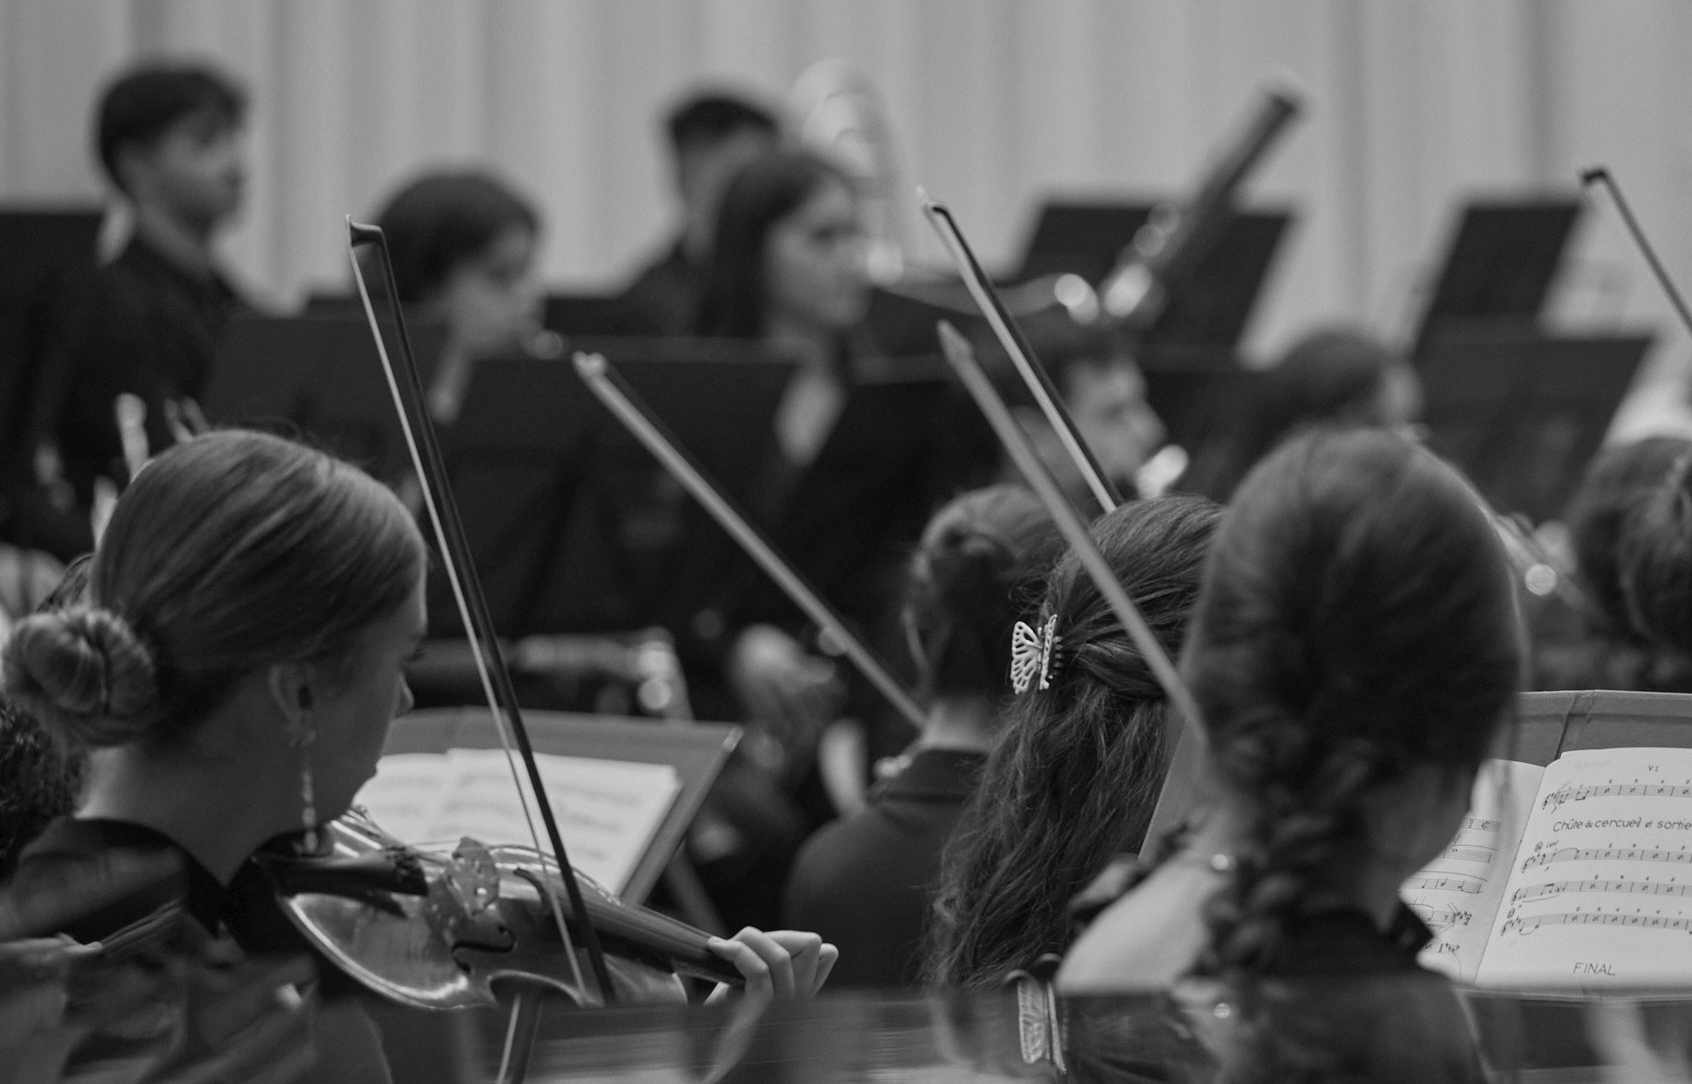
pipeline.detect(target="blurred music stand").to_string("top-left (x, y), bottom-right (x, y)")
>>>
top-left (1411, 199), bottom-right (1582, 358)
top-left (544, 294), bottom-right (650, 337)
top-left (0, 207), bottom-right (103, 460)
top-left (1417, 330), bottom-right (1650, 521)
top-left (201, 313), bottom-right (448, 483)
top-left (441, 340), bottom-right (795, 638)
top-left (1013, 199), bottom-right (1292, 348)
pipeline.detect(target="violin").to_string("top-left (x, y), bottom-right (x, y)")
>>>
top-left (254, 810), bottom-right (738, 1010)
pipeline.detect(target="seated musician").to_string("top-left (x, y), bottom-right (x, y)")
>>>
top-left (1179, 325), bottom-right (1420, 501)
top-left (0, 430), bottom-right (832, 1082)
top-left (1059, 429), bottom-right (1520, 1083)
top-left (783, 484), bottom-right (1058, 986)
top-left (1616, 443), bottom-right (1692, 667)
top-left (619, 91), bottom-right (780, 334)
top-left (373, 170), bottom-right (548, 422)
top-left (1535, 436), bottom-right (1692, 691)
top-left (924, 495), bottom-right (1219, 989)
top-left (22, 63), bottom-right (250, 542)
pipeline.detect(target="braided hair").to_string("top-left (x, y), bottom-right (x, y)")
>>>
top-left (1186, 428), bottom-right (1520, 981)
top-left (925, 494), bottom-right (1221, 988)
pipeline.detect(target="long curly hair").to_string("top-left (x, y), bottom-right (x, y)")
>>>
top-left (1186, 428), bottom-right (1521, 982)
top-left (924, 494), bottom-right (1221, 988)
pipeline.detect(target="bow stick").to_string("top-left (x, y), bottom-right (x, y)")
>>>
top-left (1581, 167), bottom-right (1692, 340)
top-left (936, 321), bottom-right (1203, 745)
top-left (573, 351), bottom-right (927, 732)
top-left (347, 221), bottom-right (616, 1006)
top-left (918, 191), bottom-right (1123, 513)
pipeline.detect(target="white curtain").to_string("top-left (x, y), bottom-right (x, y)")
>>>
top-left (2, 0), bottom-right (1689, 426)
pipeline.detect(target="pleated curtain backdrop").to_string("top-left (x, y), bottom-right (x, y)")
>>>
top-left (1, 0), bottom-right (1689, 425)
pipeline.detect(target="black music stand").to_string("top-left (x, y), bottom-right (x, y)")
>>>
top-left (1411, 199), bottom-right (1582, 358)
top-left (201, 313), bottom-right (449, 484)
top-left (1417, 331), bottom-right (1651, 522)
top-left (440, 340), bottom-right (796, 638)
top-left (544, 294), bottom-right (650, 337)
top-left (1012, 200), bottom-right (1293, 349)
top-left (0, 207), bottom-right (103, 455)
top-left (379, 706), bottom-right (739, 906)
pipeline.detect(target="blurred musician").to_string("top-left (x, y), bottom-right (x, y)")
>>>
top-left (1535, 437), bottom-right (1692, 692)
top-left (784, 485), bottom-right (1057, 986)
top-left (21, 63), bottom-right (249, 549)
top-left (619, 91), bottom-right (780, 334)
top-left (373, 170), bottom-right (546, 423)
top-left (1180, 326), bottom-right (1420, 501)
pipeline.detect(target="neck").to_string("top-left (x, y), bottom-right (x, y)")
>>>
top-left (1187, 796), bottom-right (1405, 929)
top-left (765, 312), bottom-right (837, 373)
top-left (130, 202), bottom-right (217, 279)
top-left (919, 697), bottom-right (996, 753)
top-left (78, 741), bottom-right (293, 885)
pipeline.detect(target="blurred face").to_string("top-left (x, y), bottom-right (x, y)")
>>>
top-left (763, 178), bottom-right (869, 334)
top-left (433, 224), bottom-right (542, 360)
top-left (1064, 358), bottom-right (1167, 481)
top-left (310, 578), bottom-right (425, 821)
top-left (120, 110), bottom-right (246, 231)
top-left (678, 128), bottom-right (778, 250)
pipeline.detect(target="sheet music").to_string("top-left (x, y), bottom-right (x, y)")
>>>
top-left (1477, 747), bottom-right (1692, 989)
top-left (1407, 759), bottom-right (1543, 983)
top-left (355, 748), bottom-right (681, 895)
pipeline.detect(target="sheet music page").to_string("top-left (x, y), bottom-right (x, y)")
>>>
top-left (1407, 758), bottom-right (1544, 982)
top-left (353, 749), bottom-right (681, 896)
top-left (1476, 747), bottom-right (1692, 989)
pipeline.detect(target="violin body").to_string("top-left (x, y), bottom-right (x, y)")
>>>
top-left (257, 810), bottom-right (737, 1010)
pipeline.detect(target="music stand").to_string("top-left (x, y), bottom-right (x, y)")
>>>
top-left (201, 313), bottom-right (449, 484)
top-left (0, 207), bottom-right (103, 453)
top-left (380, 706), bottom-right (740, 905)
top-left (1417, 331), bottom-right (1651, 522)
top-left (1411, 199), bottom-right (1582, 358)
top-left (544, 294), bottom-right (650, 338)
top-left (440, 339), bottom-right (796, 637)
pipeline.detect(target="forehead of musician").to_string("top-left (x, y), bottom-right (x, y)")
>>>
top-left (902, 484), bottom-right (1060, 705)
top-left (924, 494), bottom-right (1220, 989)
top-left (0, 431), bottom-right (427, 832)
top-left (1617, 445), bottom-right (1692, 660)
top-left (1185, 428), bottom-right (1521, 974)
top-left (1566, 436), bottom-right (1692, 639)
top-left (696, 150), bottom-right (868, 339)
top-left (375, 170), bottom-right (543, 357)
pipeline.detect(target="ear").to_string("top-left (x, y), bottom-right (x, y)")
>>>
top-left (266, 662), bottom-right (316, 729)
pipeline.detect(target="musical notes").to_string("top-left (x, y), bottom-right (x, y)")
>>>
top-left (1408, 903), bottom-right (1474, 930)
top-left (1462, 816), bottom-right (1502, 833)
top-left (1443, 844), bottom-right (1495, 864)
top-left (1503, 911), bottom-right (1692, 936)
top-left (1404, 875), bottom-right (1484, 895)
top-left (1541, 781), bottom-right (1692, 812)
top-left (1522, 845), bottom-right (1692, 871)
top-left (1513, 879), bottom-right (1692, 904)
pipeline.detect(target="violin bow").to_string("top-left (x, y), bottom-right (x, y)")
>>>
top-left (347, 221), bottom-right (617, 1006)
top-left (935, 321), bottom-right (1203, 747)
top-left (1581, 167), bottom-right (1692, 340)
top-left (918, 190), bottom-right (1124, 513)
top-left (573, 351), bottom-right (927, 732)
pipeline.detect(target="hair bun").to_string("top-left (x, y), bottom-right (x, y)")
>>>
top-left (2, 607), bottom-right (159, 747)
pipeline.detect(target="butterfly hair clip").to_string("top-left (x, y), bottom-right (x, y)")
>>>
top-left (1010, 614), bottom-right (1062, 694)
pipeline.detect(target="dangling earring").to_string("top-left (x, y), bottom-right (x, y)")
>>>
top-left (286, 718), bottom-right (319, 853)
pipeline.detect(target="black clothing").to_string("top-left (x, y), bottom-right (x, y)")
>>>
top-left (1062, 904), bottom-right (1487, 1084)
top-left (784, 747), bottom-right (986, 986)
top-left (27, 235), bottom-right (243, 507)
top-left (617, 238), bottom-right (701, 335)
